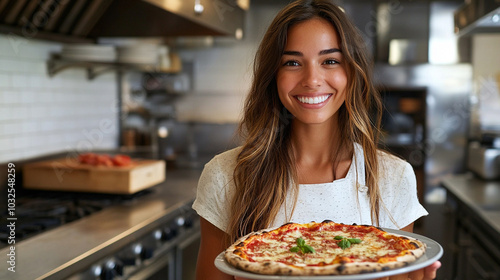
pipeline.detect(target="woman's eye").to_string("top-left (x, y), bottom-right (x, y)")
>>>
top-left (323, 59), bottom-right (339, 65)
top-left (283, 60), bottom-right (300, 67)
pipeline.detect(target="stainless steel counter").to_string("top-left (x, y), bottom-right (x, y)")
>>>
top-left (441, 173), bottom-right (500, 236)
top-left (0, 168), bottom-right (202, 280)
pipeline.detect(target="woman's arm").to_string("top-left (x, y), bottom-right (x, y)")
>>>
top-left (196, 217), bottom-right (234, 280)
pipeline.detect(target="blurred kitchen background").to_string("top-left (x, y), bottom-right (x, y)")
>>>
top-left (0, 0), bottom-right (499, 279)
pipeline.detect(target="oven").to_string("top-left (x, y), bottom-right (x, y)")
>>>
top-left (0, 165), bottom-right (202, 280)
top-left (67, 203), bottom-right (200, 280)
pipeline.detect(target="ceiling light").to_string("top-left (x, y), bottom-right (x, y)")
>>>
top-left (492, 13), bottom-right (500, 23)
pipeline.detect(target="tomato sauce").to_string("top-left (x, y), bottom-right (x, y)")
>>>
top-left (239, 222), bottom-right (416, 266)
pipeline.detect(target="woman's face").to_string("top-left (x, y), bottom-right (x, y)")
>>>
top-left (276, 17), bottom-right (347, 126)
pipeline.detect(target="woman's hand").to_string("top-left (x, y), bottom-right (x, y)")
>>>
top-left (375, 261), bottom-right (442, 280)
top-left (425, 261), bottom-right (442, 278)
top-left (408, 261), bottom-right (442, 280)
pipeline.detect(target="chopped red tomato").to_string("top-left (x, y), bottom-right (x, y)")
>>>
top-left (78, 153), bottom-right (132, 167)
top-left (96, 155), bottom-right (114, 166)
top-left (78, 153), bottom-right (97, 165)
top-left (112, 155), bottom-right (132, 166)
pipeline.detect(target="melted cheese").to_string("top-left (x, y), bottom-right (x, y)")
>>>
top-left (244, 227), bottom-right (402, 265)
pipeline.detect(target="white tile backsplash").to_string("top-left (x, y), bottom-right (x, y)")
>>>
top-left (1, 90), bottom-right (20, 104)
top-left (0, 136), bottom-right (10, 151)
top-left (0, 35), bottom-right (118, 163)
top-left (0, 106), bottom-right (8, 122)
top-left (0, 73), bottom-right (10, 87)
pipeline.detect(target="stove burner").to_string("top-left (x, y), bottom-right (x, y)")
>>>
top-left (0, 189), bottom-right (152, 248)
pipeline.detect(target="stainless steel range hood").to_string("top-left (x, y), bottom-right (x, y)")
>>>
top-left (454, 0), bottom-right (500, 36)
top-left (0, 0), bottom-right (245, 43)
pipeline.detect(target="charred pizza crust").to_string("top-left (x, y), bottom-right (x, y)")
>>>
top-left (224, 221), bottom-right (426, 276)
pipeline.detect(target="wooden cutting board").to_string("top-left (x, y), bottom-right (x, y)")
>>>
top-left (23, 158), bottom-right (166, 194)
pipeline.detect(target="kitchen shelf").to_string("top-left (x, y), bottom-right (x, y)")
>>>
top-left (47, 54), bottom-right (182, 79)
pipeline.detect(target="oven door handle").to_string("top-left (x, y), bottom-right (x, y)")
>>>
top-left (128, 250), bottom-right (176, 280)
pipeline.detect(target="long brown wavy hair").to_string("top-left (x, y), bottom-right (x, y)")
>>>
top-left (227, 0), bottom-right (383, 243)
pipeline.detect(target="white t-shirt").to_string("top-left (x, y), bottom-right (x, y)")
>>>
top-left (192, 143), bottom-right (428, 232)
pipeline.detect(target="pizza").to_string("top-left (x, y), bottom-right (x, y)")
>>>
top-left (224, 220), bottom-right (426, 276)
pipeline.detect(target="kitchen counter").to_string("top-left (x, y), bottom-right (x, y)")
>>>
top-left (441, 173), bottom-right (500, 278)
top-left (441, 173), bottom-right (500, 237)
top-left (0, 168), bottom-right (202, 280)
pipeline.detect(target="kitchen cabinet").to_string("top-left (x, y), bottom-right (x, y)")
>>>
top-left (451, 207), bottom-right (500, 279)
top-left (442, 175), bottom-right (500, 280)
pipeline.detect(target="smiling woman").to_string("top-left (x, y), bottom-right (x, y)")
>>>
top-left (192, 1), bottom-right (440, 280)
top-left (276, 17), bottom-right (347, 126)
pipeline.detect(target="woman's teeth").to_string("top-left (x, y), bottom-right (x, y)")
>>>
top-left (297, 95), bottom-right (330, 105)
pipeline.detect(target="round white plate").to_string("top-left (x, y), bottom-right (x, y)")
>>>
top-left (214, 229), bottom-right (443, 280)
